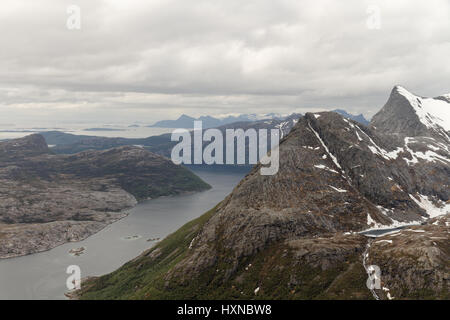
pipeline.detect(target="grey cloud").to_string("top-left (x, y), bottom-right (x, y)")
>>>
top-left (0, 0), bottom-right (449, 125)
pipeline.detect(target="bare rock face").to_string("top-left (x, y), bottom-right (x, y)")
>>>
top-left (0, 135), bottom-right (210, 258)
top-left (371, 86), bottom-right (431, 137)
top-left (371, 86), bottom-right (450, 140)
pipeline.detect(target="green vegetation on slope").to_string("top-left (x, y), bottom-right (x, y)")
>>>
top-left (78, 204), bottom-right (371, 300)
top-left (118, 165), bottom-right (211, 201)
top-left (79, 205), bottom-right (219, 299)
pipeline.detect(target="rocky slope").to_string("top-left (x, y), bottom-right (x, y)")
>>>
top-left (366, 214), bottom-right (449, 300)
top-left (371, 86), bottom-right (449, 139)
top-left (0, 134), bottom-right (210, 258)
top-left (76, 86), bottom-right (449, 300)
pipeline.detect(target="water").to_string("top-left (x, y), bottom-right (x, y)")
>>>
top-left (0, 124), bottom-right (175, 140)
top-left (360, 225), bottom-right (414, 237)
top-left (0, 169), bottom-right (246, 300)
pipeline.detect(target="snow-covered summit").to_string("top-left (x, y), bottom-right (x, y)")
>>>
top-left (371, 86), bottom-right (450, 139)
top-left (394, 86), bottom-right (450, 131)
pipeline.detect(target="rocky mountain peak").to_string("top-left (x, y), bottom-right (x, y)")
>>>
top-left (371, 86), bottom-right (449, 140)
top-left (435, 94), bottom-right (450, 103)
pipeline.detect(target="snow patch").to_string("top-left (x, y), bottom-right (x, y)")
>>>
top-left (375, 240), bottom-right (393, 244)
top-left (314, 164), bottom-right (339, 174)
top-left (329, 185), bottom-right (348, 193)
top-left (367, 213), bottom-right (384, 229)
top-left (387, 292), bottom-right (395, 300)
top-left (403, 137), bottom-right (450, 165)
top-left (409, 194), bottom-right (450, 218)
top-left (308, 122), bottom-right (342, 170)
top-left (406, 229), bottom-right (425, 233)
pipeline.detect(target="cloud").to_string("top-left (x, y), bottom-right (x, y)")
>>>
top-left (0, 0), bottom-right (449, 124)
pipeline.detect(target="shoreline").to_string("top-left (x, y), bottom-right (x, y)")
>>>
top-left (0, 210), bottom-right (131, 260)
top-left (0, 187), bottom-right (211, 260)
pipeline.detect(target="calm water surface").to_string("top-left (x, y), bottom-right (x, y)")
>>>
top-left (0, 169), bottom-right (245, 300)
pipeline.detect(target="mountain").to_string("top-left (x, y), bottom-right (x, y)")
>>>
top-left (371, 85), bottom-right (449, 139)
top-left (42, 111), bottom-right (364, 158)
top-left (0, 134), bottom-right (210, 258)
top-left (40, 114), bottom-right (302, 158)
top-left (39, 115), bottom-right (304, 174)
top-left (150, 111), bottom-right (367, 129)
top-left (333, 109), bottom-right (369, 125)
top-left (150, 114), bottom-right (197, 128)
top-left (41, 131), bottom-right (176, 157)
top-left (75, 86), bottom-right (449, 300)
top-left (213, 113), bottom-right (301, 139)
top-left (149, 113), bottom-right (285, 129)
top-left (42, 110), bottom-right (366, 158)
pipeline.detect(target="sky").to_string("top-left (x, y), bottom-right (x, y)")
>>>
top-left (0, 0), bottom-right (449, 125)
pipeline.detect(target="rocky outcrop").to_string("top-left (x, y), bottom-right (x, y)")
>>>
top-left (0, 219), bottom-right (125, 258)
top-left (0, 135), bottom-right (210, 258)
top-left (0, 134), bottom-right (49, 161)
top-left (366, 214), bottom-right (449, 299)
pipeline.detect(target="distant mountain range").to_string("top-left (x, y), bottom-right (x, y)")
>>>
top-left (75, 86), bottom-right (450, 300)
top-left (333, 109), bottom-right (369, 125)
top-left (149, 113), bottom-right (283, 128)
top-left (39, 111), bottom-right (367, 163)
top-left (149, 110), bottom-right (369, 128)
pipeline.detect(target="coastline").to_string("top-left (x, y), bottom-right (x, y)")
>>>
top-left (0, 209), bottom-right (131, 260)
top-left (0, 187), bottom-right (211, 260)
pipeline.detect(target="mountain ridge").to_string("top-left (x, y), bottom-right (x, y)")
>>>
top-left (149, 110), bottom-right (368, 129)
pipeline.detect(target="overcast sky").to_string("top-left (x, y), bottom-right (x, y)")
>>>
top-left (1, 0), bottom-right (449, 125)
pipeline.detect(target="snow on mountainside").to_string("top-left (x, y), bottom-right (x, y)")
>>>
top-left (371, 86), bottom-right (450, 140)
top-left (369, 86), bottom-right (450, 223)
top-left (395, 86), bottom-right (450, 131)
